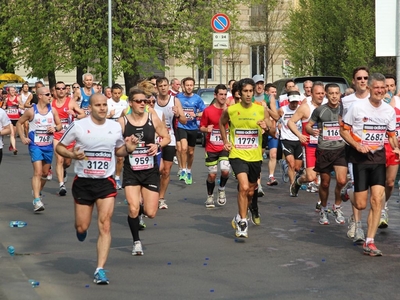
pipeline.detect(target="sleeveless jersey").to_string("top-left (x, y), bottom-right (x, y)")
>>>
top-left (227, 103), bottom-right (264, 162)
top-left (155, 96), bottom-right (177, 146)
top-left (301, 100), bottom-right (319, 147)
top-left (310, 103), bottom-right (344, 150)
top-left (59, 117), bottom-right (124, 178)
top-left (340, 93), bottom-right (369, 118)
top-left (80, 87), bottom-right (96, 115)
top-left (342, 99), bottom-right (396, 164)
top-left (123, 113), bottom-right (158, 171)
top-left (6, 95), bottom-right (20, 120)
top-left (19, 92), bottom-right (32, 114)
top-left (52, 97), bottom-right (72, 140)
top-left (280, 105), bottom-right (300, 141)
top-left (200, 104), bottom-right (228, 153)
top-left (107, 98), bottom-right (128, 120)
top-left (28, 104), bottom-right (55, 150)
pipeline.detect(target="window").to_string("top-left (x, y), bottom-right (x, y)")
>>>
top-left (251, 45), bottom-right (267, 77)
top-left (250, 4), bottom-right (265, 27)
top-left (198, 49), bottom-right (213, 80)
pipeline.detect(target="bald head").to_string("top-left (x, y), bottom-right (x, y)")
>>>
top-left (89, 92), bottom-right (106, 105)
top-left (37, 87), bottom-right (48, 95)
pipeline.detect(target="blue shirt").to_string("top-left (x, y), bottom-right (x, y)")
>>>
top-left (177, 93), bottom-right (206, 130)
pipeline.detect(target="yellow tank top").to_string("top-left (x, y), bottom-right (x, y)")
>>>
top-left (228, 103), bottom-right (264, 162)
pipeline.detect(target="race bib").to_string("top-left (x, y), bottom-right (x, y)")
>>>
top-left (361, 124), bottom-right (386, 149)
top-left (84, 108), bottom-right (90, 116)
top-left (60, 118), bottom-right (70, 131)
top-left (234, 129), bottom-right (259, 149)
top-left (83, 151), bottom-right (111, 176)
top-left (210, 129), bottom-right (223, 145)
top-left (322, 122), bottom-right (342, 141)
top-left (34, 130), bottom-right (53, 146)
top-left (129, 145), bottom-right (154, 170)
top-left (6, 108), bottom-right (18, 115)
top-left (183, 107), bottom-right (195, 120)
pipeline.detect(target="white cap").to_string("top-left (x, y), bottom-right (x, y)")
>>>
top-left (252, 75), bottom-right (264, 83)
top-left (288, 94), bottom-right (302, 102)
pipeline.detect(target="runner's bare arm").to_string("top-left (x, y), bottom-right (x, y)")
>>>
top-left (219, 109), bottom-right (230, 147)
top-left (16, 108), bottom-right (33, 143)
top-left (51, 108), bottom-right (62, 133)
top-left (174, 98), bottom-right (187, 125)
top-left (305, 119), bottom-right (319, 136)
top-left (69, 100), bottom-right (86, 119)
top-left (0, 123), bottom-right (11, 136)
top-left (340, 124), bottom-right (369, 153)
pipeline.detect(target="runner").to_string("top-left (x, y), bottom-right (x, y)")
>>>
top-left (52, 81), bottom-right (85, 196)
top-left (340, 73), bottom-right (399, 256)
top-left (219, 78), bottom-right (273, 238)
top-left (2, 86), bottom-right (19, 154)
top-left (18, 82), bottom-right (33, 137)
top-left (155, 77), bottom-right (186, 209)
top-left (305, 83), bottom-right (347, 225)
top-left (200, 84), bottom-right (230, 208)
top-left (0, 108), bottom-right (11, 165)
top-left (73, 73), bottom-right (96, 115)
top-left (56, 93), bottom-right (135, 284)
top-left (16, 87), bottom-right (62, 212)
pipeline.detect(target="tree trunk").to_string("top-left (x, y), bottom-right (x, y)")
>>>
top-left (123, 60), bottom-right (141, 95)
top-left (76, 65), bottom-right (85, 86)
top-left (47, 70), bottom-right (56, 88)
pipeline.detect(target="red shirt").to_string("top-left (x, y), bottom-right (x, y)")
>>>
top-left (200, 104), bottom-right (228, 153)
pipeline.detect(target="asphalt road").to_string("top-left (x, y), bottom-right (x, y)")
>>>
top-left (1, 137), bottom-right (400, 300)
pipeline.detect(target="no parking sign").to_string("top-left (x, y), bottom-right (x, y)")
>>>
top-left (211, 13), bottom-right (230, 33)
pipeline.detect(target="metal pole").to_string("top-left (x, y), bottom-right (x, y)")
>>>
top-left (108, 0), bottom-right (112, 87)
top-left (397, 0), bottom-right (400, 90)
top-left (220, 50), bottom-right (222, 84)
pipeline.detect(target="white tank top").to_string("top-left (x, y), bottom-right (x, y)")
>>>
top-left (155, 96), bottom-right (176, 146)
top-left (28, 104), bottom-right (55, 147)
top-left (280, 105), bottom-right (301, 141)
top-left (59, 117), bottom-right (125, 178)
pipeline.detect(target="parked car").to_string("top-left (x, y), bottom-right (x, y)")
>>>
top-left (196, 88), bottom-right (215, 146)
top-left (272, 76), bottom-right (350, 96)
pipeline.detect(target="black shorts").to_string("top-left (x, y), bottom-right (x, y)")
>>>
top-left (314, 147), bottom-right (347, 174)
top-left (205, 150), bottom-right (229, 166)
top-left (72, 176), bottom-right (117, 206)
top-left (281, 140), bottom-right (303, 160)
top-left (11, 120), bottom-right (18, 126)
top-left (162, 145), bottom-right (176, 162)
top-left (229, 158), bottom-right (262, 183)
top-left (353, 163), bottom-right (386, 192)
top-left (177, 128), bottom-right (197, 147)
top-left (123, 167), bottom-right (160, 192)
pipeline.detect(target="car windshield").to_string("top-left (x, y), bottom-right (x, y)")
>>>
top-left (198, 90), bottom-right (214, 106)
top-left (296, 81), bottom-right (348, 95)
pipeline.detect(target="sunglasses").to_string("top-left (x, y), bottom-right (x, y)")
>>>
top-left (132, 99), bottom-right (148, 104)
top-left (147, 100), bottom-right (156, 104)
top-left (73, 86), bottom-right (80, 89)
top-left (41, 93), bottom-right (51, 96)
top-left (356, 76), bottom-right (368, 81)
top-left (55, 87), bottom-right (66, 90)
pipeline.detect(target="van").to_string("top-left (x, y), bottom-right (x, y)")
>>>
top-left (273, 76), bottom-right (350, 96)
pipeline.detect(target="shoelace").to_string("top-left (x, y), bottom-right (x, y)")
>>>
top-left (96, 269), bottom-right (108, 280)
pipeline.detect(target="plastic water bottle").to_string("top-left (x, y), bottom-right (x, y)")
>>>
top-left (7, 246), bottom-right (15, 256)
top-left (263, 152), bottom-right (268, 160)
top-left (9, 221), bottom-right (27, 228)
top-left (300, 184), bottom-right (307, 190)
top-left (28, 280), bottom-right (40, 288)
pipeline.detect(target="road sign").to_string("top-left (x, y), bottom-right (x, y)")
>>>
top-left (211, 13), bottom-right (230, 33)
top-left (213, 33), bottom-right (229, 49)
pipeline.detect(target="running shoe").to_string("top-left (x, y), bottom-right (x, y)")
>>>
top-left (347, 215), bottom-right (355, 239)
top-left (47, 168), bottom-right (53, 181)
top-left (340, 180), bottom-right (353, 202)
top-left (177, 169), bottom-right (182, 177)
top-left (378, 209), bottom-right (389, 229)
top-left (315, 201), bottom-right (322, 212)
top-left (33, 199), bottom-right (45, 212)
top-left (8, 145), bottom-right (12, 152)
top-left (306, 182), bottom-right (319, 193)
top-left (179, 170), bottom-right (186, 181)
top-left (63, 169), bottom-right (68, 183)
top-left (231, 216), bottom-right (238, 230)
top-left (266, 176), bottom-right (278, 186)
top-left (205, 195), bottom-right (215, 208)
top-left (132, 241), bottom-right (144, 256)
top-left (248, 206), bottom-right (261, 225)
top-left (363, 242), bottom-right (383, 257)
top-left (257, 184), bottom-right (265, 197)
top-left (280, 159), bottom-right (289, 183)
top-left (115, 179), bottom-right (122, 190)
top-left (217, 189), bottom-right (226, 206)
top-left (173, 156), bottom-right (178, 165)
top-left (332, 206), bottom-right (345, 224)
top-left (353, 226), bottom-right (365, 244)
top-left (236, 220), bottom-right (248, 238)
top-left (139, 215), bottom-right (146, 230)
top-left (185, 173), bottom-right (192, 185)
top-left (76, 230), bottom-right (87, 242)
top-left (59, 184), bottom-right (67, 196)
top-left (13, 148), bottom-right (18, 155)
top-left (93, 268), bottom-right (109, 284)
top-left (319, 210), bottom-right (329, 225)
top-left (290, 170), bottom-right (302, 197)
top-left (158, 199), bottom-right (168, 209)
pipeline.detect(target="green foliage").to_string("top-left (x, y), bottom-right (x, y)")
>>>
top-left (283, 0), bottom-right (377, 82)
